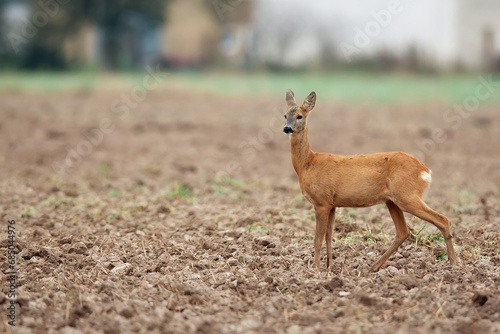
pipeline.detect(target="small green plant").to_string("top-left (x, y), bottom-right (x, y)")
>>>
top-left (108, 189), bottom-right (122, 197)
top-left (97, 162), bottom-right (113, 175)
top-left (409, 225), bottom-right (445, 246)
top-left (307, 211), bottom-right (316, 221)
top-left (436, 252), bottom-right (446, 261)
top-left (212, 176), bottom-right (245, 188)
top-left (21, 206), bottom-right (36, 217)
top-left (429, 233), bottom-right (445, 244)
top-left (41, 196), bottom-right (76, 209)
top-left (452, 190), bottom-right (476, 213)
top-left (337, 212), bottom-right (355, 224)
top-left (212, 185), bottom-right (228, 194)
top-left (347, 208), bottom-right (357, 217)
top-left (336, 232), bottom-right (360, 244)
top-left (363, 231), bottom-right (376, 244)
top-left (246, 224), bottom-right (268, 233)
top-left (168, 183), bottom-right (194, 199)
top-left (294, 194), bottom-right (305, 203)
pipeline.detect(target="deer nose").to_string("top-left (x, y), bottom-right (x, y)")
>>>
top-left (283, 126), bottom-right (293, 134)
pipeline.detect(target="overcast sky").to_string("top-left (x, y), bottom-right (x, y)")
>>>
top-left (253, 0), bottom-right (457, 65)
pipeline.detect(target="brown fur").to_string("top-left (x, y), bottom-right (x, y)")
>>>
top-left (283, 90), bottom-right (457, 272)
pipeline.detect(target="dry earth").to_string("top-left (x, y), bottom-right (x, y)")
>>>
top-left (1, 88), bottom-right (499, 334)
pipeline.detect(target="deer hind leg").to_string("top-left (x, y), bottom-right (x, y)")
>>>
top-left (398, 197), bottom-right (457, 266)
top-left (314, 206), bottom-right (331, 270)
top-left (371, 201), bottom-right (409, 272)
top-left (326, 207), bottom-right (336, 269)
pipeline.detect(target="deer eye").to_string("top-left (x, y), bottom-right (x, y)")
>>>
top-left (284, 115), bottom-right (287, 119)
top-left (297, 115), bottom-right (303, 119)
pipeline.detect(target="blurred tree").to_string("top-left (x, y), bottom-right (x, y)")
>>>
top-left (82, 0), bottom-right (166, 69)
top-left (1, 0), bottom-right (168, 70)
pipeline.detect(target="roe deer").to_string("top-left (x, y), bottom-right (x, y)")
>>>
top-left (282, 89), bottom-right (457, 272)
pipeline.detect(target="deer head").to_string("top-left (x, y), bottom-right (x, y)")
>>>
top-left (283, 89), bottom-right (316, 135)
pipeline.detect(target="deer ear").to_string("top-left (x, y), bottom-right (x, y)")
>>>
top-left (302, 91), bottom-right (316, 112)
top-left (286, 89), bottom-right (296, 107)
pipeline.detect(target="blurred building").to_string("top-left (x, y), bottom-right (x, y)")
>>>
top-left (159, 0), bottom-right (254, 68)
top-left (64, 23), bottom-right (98, 67)
top-left (160, 0), bottom-right (220, 68)
top-left (456, 0), bottom-right (500, 70)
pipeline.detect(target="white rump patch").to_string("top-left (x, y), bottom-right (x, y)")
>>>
top-left (421, 171), bottom-right (432, 184)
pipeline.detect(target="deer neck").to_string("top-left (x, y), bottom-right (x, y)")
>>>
top-left (290, 126), bottom-right (313, 176)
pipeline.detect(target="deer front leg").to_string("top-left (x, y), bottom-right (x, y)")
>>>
top-left (326, 207), bottom-right (336, 269)
top-left (314, 206), bottom-right (331, 270)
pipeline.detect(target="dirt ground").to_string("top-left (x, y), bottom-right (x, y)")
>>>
top-left (1, 88), bottom-right (499, 334)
